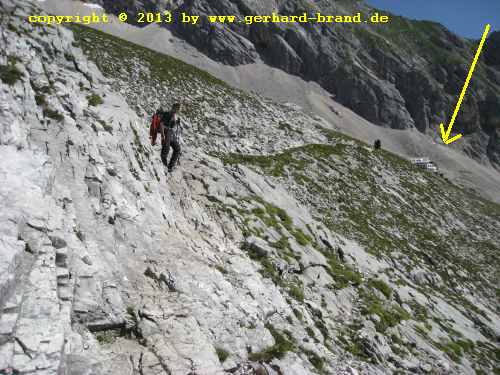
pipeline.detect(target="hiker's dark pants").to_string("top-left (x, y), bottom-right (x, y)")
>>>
top-left (161, 129), bottom-right (180, 169)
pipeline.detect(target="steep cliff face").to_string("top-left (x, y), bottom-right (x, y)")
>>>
top-left (485, 31), bottom-right (500, 67)
top-left (1, 1), bottom-right (500, 375)
top-left (83, 0), bottom-right (500, 170)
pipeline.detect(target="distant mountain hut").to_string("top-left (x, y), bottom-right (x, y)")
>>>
top-left (411, 157), bottom-right (438, 172)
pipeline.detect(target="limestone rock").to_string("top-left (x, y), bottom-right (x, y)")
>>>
top-left (0, 1), bottom-right (499, 375)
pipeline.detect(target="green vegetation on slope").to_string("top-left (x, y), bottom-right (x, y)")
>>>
top-left (248, 324), bottom-right (296, 362)
top-left (69, 24), bottom-right (265, 121)
top-left (69, 24), bottom-right (225, 88)
top-left (219, 127), bottom-right (500, 325)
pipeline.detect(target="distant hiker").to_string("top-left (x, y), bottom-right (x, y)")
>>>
top-left (150, 103), bottom-right (183, 173)
top-left (374, 139), bottom-right (381, 150)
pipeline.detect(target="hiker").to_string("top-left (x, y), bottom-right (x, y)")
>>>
top-left (150, 103), bottom-right (183, 172)
top-left (374, 139), bottom-right (381, 150)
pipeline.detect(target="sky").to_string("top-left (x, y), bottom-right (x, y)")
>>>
top-left (366, 0), bottom-right (499, 39)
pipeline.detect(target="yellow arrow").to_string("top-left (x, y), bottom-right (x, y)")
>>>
top-left (439, 24), bottom-right (491, 145)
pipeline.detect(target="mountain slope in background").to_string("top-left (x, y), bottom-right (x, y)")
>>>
top-left (75, 0), bottom-right (500, 171)
top-left (39, 0), bottom-right (500, 205)
top-left (1, 1), bottom-right (499, 375)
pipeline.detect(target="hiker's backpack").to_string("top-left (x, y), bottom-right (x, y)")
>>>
top-left (150, 110), bottom-right (162, 145)
top-left (161, 111), bottom-right (178, 129)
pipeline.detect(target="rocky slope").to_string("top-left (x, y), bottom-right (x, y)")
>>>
top-left (1, 1), bottom-right (499, 375)
top-left (78, 0), bottom-right (500, 171)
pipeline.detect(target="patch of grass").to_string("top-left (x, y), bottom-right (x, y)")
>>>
top-left (249, 197), bottom-right (293, 229)
top-left (336, 321), bottom-right (370, 360)
top-left (220, 144), bottom-right (344, 178)
top-left (270, 236), bottom-right (291, 253)
top-left (288, 283), bottom-right (305, 302)
top-left (292, 308), bottom-right (303, 322)
top-left (322, 249), bottom-right (363, 289)
top-left (302, 348), bottom-right (325, 372)
top-left (456, 339), bottom-right (475, 354)
top-left (415, 324), bottom-right (430, 339)
top-left (43, 107), bottom-right (64, 122)
top-left (87, 93), bottom-right (103, 106)
top-left (95, 331), bottom-right (118, 345)
top-left (248, 324), bottom-right (296, 362)
top-left (360, 289), bottom-right (410, 333)
top-left (0, 62), bottom-right (23, 85)
top-left (257, 257), bottom-right (281, 284)
top-left (407, 300), bottom-right (429, 322)
top-left (338, 327), bottom-right (371, 360)
top-left (434, 340), bottom-right (463, 363)
top-left (291, 228), bottom-right (312, 246)
top-left (215, 347), bottom-right (230, 363)
top-left (305, 326), bottom-right (316, 339)
top-left (248, 247), bottom-right (305, 304)
top-left (347, 340), bottom-right (370, 359)
top-left (367, 278), bottom-right (392, 299)
top-left (241, 241), bottom-right (267, 260)
top-left (249, 197), bottom-right (313, 249)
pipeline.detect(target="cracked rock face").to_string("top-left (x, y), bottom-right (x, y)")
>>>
top-left (1, 1), bottom-right (499, 375)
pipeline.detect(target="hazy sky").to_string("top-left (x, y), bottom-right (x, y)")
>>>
top-left (367, 0), bottom-right (499, 39)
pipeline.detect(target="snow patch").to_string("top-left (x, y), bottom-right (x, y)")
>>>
top-left (83, 3), bottom-right (103, 9)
